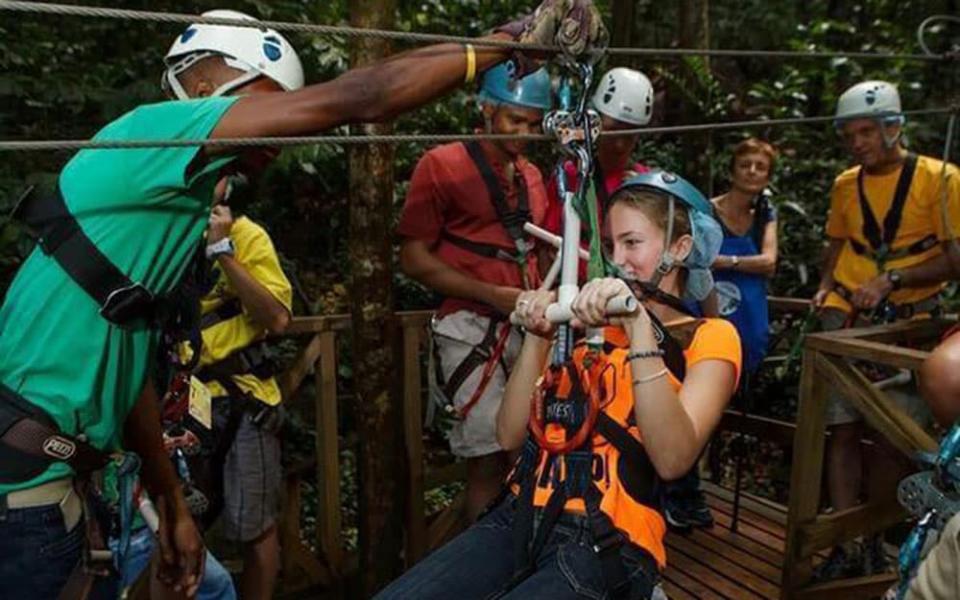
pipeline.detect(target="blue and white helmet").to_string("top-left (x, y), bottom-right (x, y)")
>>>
top-left (834, 81), bottom-right (905, 147)
top-left (614, 170), bottom-right (723, 301)
top-left (163, 9), bottom-right (304, 99)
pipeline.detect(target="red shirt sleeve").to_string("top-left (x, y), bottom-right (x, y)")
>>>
top-left (544, 172), bottom-right (562, 234)
top-left (397, 150), bottom-right (446, 244)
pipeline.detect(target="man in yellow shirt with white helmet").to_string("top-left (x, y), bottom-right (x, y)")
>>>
top-left (812, 80), bottom-right (960, 580)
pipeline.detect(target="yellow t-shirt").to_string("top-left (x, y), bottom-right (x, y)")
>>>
top-left (824, 154), bottom-right (960, 312)
top-left (197, 216), bottom-right (292, 405)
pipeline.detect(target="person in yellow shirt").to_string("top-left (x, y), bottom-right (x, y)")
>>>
top-left (811, 80), bottom-right (960, 580)
top-left (194, 188), bottom-right (292, 599)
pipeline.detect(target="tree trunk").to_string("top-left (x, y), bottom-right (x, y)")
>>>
top-left (610, 0), bottom-right (636, 67)
top-left (347, 0), bottom-right (403, 595)
top-left (677, 0), bottom-right (712, 193)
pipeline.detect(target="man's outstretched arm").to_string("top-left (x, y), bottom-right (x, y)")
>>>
top-left (211, 0), bottom-right (607, 142)
top-left (213, 35), bottom-right (512, 142)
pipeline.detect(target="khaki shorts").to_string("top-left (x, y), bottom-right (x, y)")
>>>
top-left (820, 308), bottom-right (933, 429)
top-left (221, 411), bottom-right (282, 542)
top-left (430, 310), bottom-right (523, 458)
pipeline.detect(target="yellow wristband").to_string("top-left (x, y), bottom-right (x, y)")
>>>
top-left (464, 43), bottom-right (477, 84)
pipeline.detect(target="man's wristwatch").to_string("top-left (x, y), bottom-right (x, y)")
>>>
top-left (730, 255), bottom-right (740, 268)
top-left (206, 238), bottom-right (235, 260)
top-left (886, 269), bottom-right (903, 291)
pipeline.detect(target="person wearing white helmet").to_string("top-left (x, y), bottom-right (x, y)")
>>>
top-left (0, 3), bottom-right (607, 599)
top-left (544, 67), bottom-right (654, 236)
top-left (810, 80), bottom-right (960, 582)
top-left (162, 10), bottom-right (305, 100)
top-left (397, 60), bottom-right (553, 523)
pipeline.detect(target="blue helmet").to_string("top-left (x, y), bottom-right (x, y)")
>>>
top-left (613, 170), bottom-right (723, 301)
top-left (478, 61), bottom-right (552, 111)
top-left (617, 170), bottom-right (712, 215)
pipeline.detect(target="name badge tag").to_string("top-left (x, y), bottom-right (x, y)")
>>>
top-left (188, 376), bottom-right (213, 429)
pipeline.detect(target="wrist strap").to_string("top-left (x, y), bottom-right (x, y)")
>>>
top-left (464, 44), bottom-right (477, 84)
top-left (633, 368), bottom-right (669, 385)
top-left (626, 349), bottom-right (665, 362)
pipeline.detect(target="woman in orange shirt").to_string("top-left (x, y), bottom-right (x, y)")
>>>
top-left (376, 171), bottom-right (740, 600)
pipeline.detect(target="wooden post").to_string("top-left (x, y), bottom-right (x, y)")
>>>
top-left (315, 331), bottom-right (343, 574)
top-left (402, 320), bottom-right (427, 566)
top-left (782, 348), bottom-right (828, 599)
top-left (347, 0), bottom-right (403, 593)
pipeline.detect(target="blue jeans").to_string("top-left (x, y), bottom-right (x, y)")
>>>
top-left (0, 504), bottom-right (114, 600)
top-left (374, 498), bottom-right (657, 600)
top-left (111, 526), bottom-right (236, 600)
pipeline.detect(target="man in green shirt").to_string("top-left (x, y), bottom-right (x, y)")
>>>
top-left (0, 3), bottom-right (605, 598)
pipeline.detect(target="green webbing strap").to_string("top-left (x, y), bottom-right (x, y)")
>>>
top-left (585, 176), bottom-right (606, 280)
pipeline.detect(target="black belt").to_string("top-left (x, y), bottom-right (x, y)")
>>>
top-left (832, 283), bottom-right (941, 320)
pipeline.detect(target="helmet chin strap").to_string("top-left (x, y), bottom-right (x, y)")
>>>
top-left (648, 196), bottom-right (677, 289)
top-left (881, 115), bottom-right (906, 149)
top-left (163, 53), bottom-right (262, 100)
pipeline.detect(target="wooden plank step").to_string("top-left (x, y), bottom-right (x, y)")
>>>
top-left (696, 524), bottom-right (784, 569)
top-left (683, 528), bottom-right (782, 584)
top-left (666, 540), bottom-right (768, 600)
top-left (702, 482), bottom-right (788, 525)
top-left (704, 490), bottom-right (830, 560)
top-left (661, 567), bottom-right (726, 600)
top-left (667, 534), bottom-right (780, 599)
top-left (661, 580), bottom-right (699, 600)
top-left (708, 503), bottom-right (786, 552)
top-left (703, 493), bottom-right (787, 540)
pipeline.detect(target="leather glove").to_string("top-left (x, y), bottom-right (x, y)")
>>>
top-left (497, 0), bottom-right (608, 72)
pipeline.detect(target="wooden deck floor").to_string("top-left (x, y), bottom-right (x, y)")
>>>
top-left (662, 483), bottom-right (789, 600)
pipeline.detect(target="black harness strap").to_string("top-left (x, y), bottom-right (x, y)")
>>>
top-left (849, 233), bottom-right (939, 262)
top-left (0, 384), bottom-right (111, 481)
top-left (439, 231), bottom-right (518, 263)
top-left (462, 141), bottom-right (532, 263)
top-left (197, 340), bottom-right (276, 384)
top-left (854, 153), bottom-right (920, 268)
top-left (13, 183), bottom-right (157, 326)
top-left (436, 317), bottom-right (504, 402)
top-left (500, 320), bottom-right (694, 599)
top-left (594, 412), bottom-right (661, 507)
top-left (199, 298), bottom-right (244, 330)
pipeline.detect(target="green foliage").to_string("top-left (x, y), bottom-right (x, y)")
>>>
top-left (2, 0), bottom-right (960, 507)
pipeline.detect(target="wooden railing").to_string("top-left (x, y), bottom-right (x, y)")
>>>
top-left (270, 297), bottom-right (816, 595)
top-left (274, 310), bottom-right (436, 594)
top-left (780, 317), bottom-right (953, 600)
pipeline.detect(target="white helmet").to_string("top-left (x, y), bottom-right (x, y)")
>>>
top-left (835, 80), bottom-right (904, 147)
top-left (591, 67), bottom-right (654, 126)
top-left (835, 80), bottom-right (903, 124)
top-left (162, 9), bottom-right (304, 100)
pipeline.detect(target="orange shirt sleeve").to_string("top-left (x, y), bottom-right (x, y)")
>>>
top-left (685, 319), bottom-right (742, 389)
top-left (397, 150), bottom-right (447, 245)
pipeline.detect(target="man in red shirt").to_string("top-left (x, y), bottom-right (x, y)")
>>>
top-left (544, 67), bottom-right (655, 234)
top-left (398, 61), bottom-right (552, 521)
